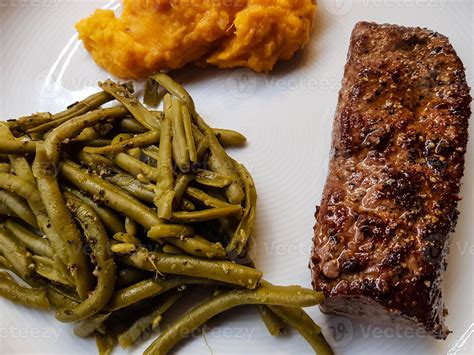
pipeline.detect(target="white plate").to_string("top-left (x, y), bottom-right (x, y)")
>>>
top-left (1, 1), bottom-right (473, 354)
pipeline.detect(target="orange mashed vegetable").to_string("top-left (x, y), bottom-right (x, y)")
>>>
top-left (76, 0), bottom-right (316, 79)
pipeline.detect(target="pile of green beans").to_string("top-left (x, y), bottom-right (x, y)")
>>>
top-left (0, 74), bottom-right (332, 355)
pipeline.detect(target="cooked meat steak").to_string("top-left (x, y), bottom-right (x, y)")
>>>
top-left (311, 22), bottom-right (471, 339)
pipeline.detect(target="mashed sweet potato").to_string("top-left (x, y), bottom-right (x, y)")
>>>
top-left (76, 0), bottom-right (316, 79)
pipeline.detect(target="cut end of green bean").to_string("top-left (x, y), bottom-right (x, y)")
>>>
top-left (214, 128), bottom-right (247, 146)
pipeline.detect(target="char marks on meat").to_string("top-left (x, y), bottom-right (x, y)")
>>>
top-left (311, 22), bottom-right (471, 339)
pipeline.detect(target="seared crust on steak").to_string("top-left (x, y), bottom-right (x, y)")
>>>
top-left (311, 22), bottom-right (471, 339)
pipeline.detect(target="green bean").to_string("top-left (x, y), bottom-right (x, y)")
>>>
top-left (2, 121), bottom-right (27, 139)
top-left (144, 285), bottom-right (325, 355)
top-left (171, 205), bottom-right (242, 223)
top-left (142, 145), bottom-right (160, 161)
top-left (74, 313), bottom-right (111, 338)
top-left (0, 227), bottom-right (34, 279)
top-left (196, 136), bottom-right (210, 161)
top-left (8, 155), bottom-right (35, 185)
top-left (167, 236), bottom-right (226, 259)
top-left (0, 172), bottom-right (35, 203)
top-left (106, 278), bottom-right (164, 311)
top-left (195, 114), bottom-right (244, 204)
top-left (0, 139), bottom-right (37, 154)
top-left (181, 105), bottom-right (197, 163)
top-left (0, 255), bottom-right (13, 270)
top-left (56, 194), bottom-right (179, 268)
top-left (47, 282), bottom-right (80, 301)
top-left (65, 187), bottom-right (125, 235)
top-left (257, 279), bottom-right (331, 353)
top-left (60, 160), bottom-right (163, 229)
top-left (119, 248), bottom-right (262, 288)
top-left (113, 232), bottom-right (141, 246)
top-left (148, 224), bottom-right (194, 239)
top-left (107, 172), bottom-right (156, 203)
top-left (45, 291), bottom-right (75, 309)
top-left (7, 112), bottom-right (53, 133)
top-left (84, 130), bottom-right (160, 155)
top-left (4, 265), bottom-right (48, 289)
top-left (193, 170), bottom-right (232, 188)
top-left (112, 152), bottom-right (159, 182)
top-left (29, 133), bottom-right (44, 141)
top-left (170, 97), bottom-right (190, 172)
top-left (0, 76), bottom-right (331, 355)
top-left (32, 255), bottom-right (75, 287)
top-left (0, 271), bottom-right (50, 310)
top-left (118, 290), bottom-right (184, 348)
top-left (106, 275), bottom-right (222, 312)
top-left (257, 305), bottom-right (287, 336)
top-left (150, 73), bottom-right (195, 113)
top-left (144, 78), bottom-right (161, 107)
top-left (118, 118), bottom-right (148, 133)
top-left (242, 263), bottom-right (288, 338)
top-left (0, 252), bottom-right (39, 288)
top-left (91, 122), bottom-right (114, 137)
top-left (33, 145), bottom-right (93, 300)
top-left (0, 204), bottom-right (15, 217)
top-left (5, 219), bottom-right (53, 258)
top-left (214, 128), bottom-right (247, 146)
top-left (78, 150), bottom-right (115, 170)
top-left (112, 132), bottom-right (131, 146)
top-left (44, 106), bottom-right (128, 164)
top-left (124, 217), bottom-right (139, 236)
top-left (9, 263), bottom-right (79, 310)
top-left (153, 111), bottom-right (165, 120)
top-left (126, 146), bottom-right (140, 160)
top-left (95, 332), bottom-right (115, 355)
top-left (0, 163), bottom-right (10, 173)
top-left (154, 94), bottom-right (175, 219)
top-left (99, 80), bottom-right (161, 132)
top-left (55, 192), bottom-right (116, 322)
top-left (181, 198), bottom-right (196, 211)
top-left (75, 126), bottom-right (101, 141)
top-left (27, 92), bottom-right (113, 134)
top-left (77, 152), bottom-right (156, 203)
top-left (0, 190), bottom-right (38, 228)
top-left (227, 163), bottom-right (257, 257)
top-left (269, 305), bottom-right (332, 354)
top-left (46, 287), bottom-right (80, 309)
top-left (173, 174), bottom-right (194, 208)
top-left (165, 233), bottom-right (221, 257)
top-left (116, 267), bottom-right (150, 289)
top-left (162, 245), bottom-right (183, 255)
top-left (72, 139), bottom-right (112, 148)
top-left (0, 172), bottom-right (69, 267)
top-left (190, 124), bottom-right (240, 152)
top-left (111, 243), bottom-right (136, 254)
top-left (185, 187), bottom-right (231, 208)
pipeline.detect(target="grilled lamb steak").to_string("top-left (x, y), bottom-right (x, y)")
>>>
top-left (311, 22), bottom-right (471, 339)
